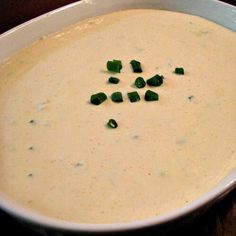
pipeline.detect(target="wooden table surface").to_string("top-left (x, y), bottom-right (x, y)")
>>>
top-left (0, 1), bottom-right (235, 235)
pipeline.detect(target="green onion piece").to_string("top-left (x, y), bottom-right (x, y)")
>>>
top-left (90, 92), bottom-right (107, 105)
top-left (134, 77), bottom-right (146, 88)
top-left (107, 60), bottom-right (122, 73)
top-left (127, 91), bottom-right (140, 103)
top-left (188, 95), bottom-right (194, 101)
top-left (146, 74), bottom-right (164, 87)
top-left (108, 77), bottom-right (120, 84)
top-left (174, 67), bottom-right (185, 75)
top-left (107, 119), bottom-right (118, 129)
top-left (28, 146), bottom-right (34, 150)
top-left (145, 90), bottom-right (159, 101)
top-left (111, 92), bottom-right (123, 103)
top-left (130, 60), bottom-right (143, 73)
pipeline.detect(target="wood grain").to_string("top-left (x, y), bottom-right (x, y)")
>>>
top-left (0, 1), bottom-right (235, 235)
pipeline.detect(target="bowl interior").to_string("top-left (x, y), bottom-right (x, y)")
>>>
top-left (0, 0), bottom-right (236, 233)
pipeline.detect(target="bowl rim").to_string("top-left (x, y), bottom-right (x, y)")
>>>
top-left (1, 171), bottom-right (235, 232)
top-left (0, 0), bottom-right (236, 233)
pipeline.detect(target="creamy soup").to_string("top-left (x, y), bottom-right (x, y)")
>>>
top-left (0, 9), bottom-right (235, 224)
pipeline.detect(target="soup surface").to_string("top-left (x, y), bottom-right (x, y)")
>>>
top-left (0, 9), bottom-right (235, 223)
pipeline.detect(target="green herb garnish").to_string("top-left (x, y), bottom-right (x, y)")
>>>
top-left (111, 92), bottom-right (123, 103)
top-left (146, 74), bottom-right (164, 87)
top-left (107, 119), bottom-right (118, 129)
top-left (134, 77), bottom-right (146, 88)
top-left (144, 90), bottom-right (159, 101)
top-left (75, 162), bottom-right (84, 168)
top-left (174, 67), bottom-right (185, 75)
top-left (108, 76), bottom-right (120, 84)
top-left (130, 60), bottom-right (143, 73)
top-left (188, 95), bottom-right (194, 101)
top-left (127, 91), bottom-right (140, 103)
top-left (107, 60), bottom-right (122, 73)
top-left (29, 119), bottom-right (36, 124)
top-left (90, 92), bottom-right (107, 105)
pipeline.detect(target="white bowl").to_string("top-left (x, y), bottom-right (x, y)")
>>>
top-left (0, 0), bottom-right (236, 234)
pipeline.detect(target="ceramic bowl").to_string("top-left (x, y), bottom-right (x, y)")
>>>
top-left (0, 0), bottom-right (236, 234)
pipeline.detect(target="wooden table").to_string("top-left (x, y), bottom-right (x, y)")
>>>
top-left (0, 0), bottom-right (235, 33)
top-left (0, 1), bottom-right (235, 235)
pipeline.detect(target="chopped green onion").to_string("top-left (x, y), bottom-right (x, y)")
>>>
top-left (75, 162), bottom-right (84, 168)
top-left (107, 60), bottom-right (122, 73)
top-left (134, 77), bottom-right (146, 88)
top-left (111, 92), bottom-right (123, 103)
top-left (146, 74), bottom-right (164, 87)
top-left (127, 91), bottom-right (140, 103)
top-left (90, 92), bottom-right (107, 105)
top-left (107, 119), bottom-right (118, 129)
top-left (174, 67), bottom-right (185, 75)
top-left (108, 76), bottom-right (120, 84)
top-left (188, 95), bottom-right (194, 101)
top-left (145, 90), bottom-right (159, 101)
top-left (130, 60), bottom-right (143, 73)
